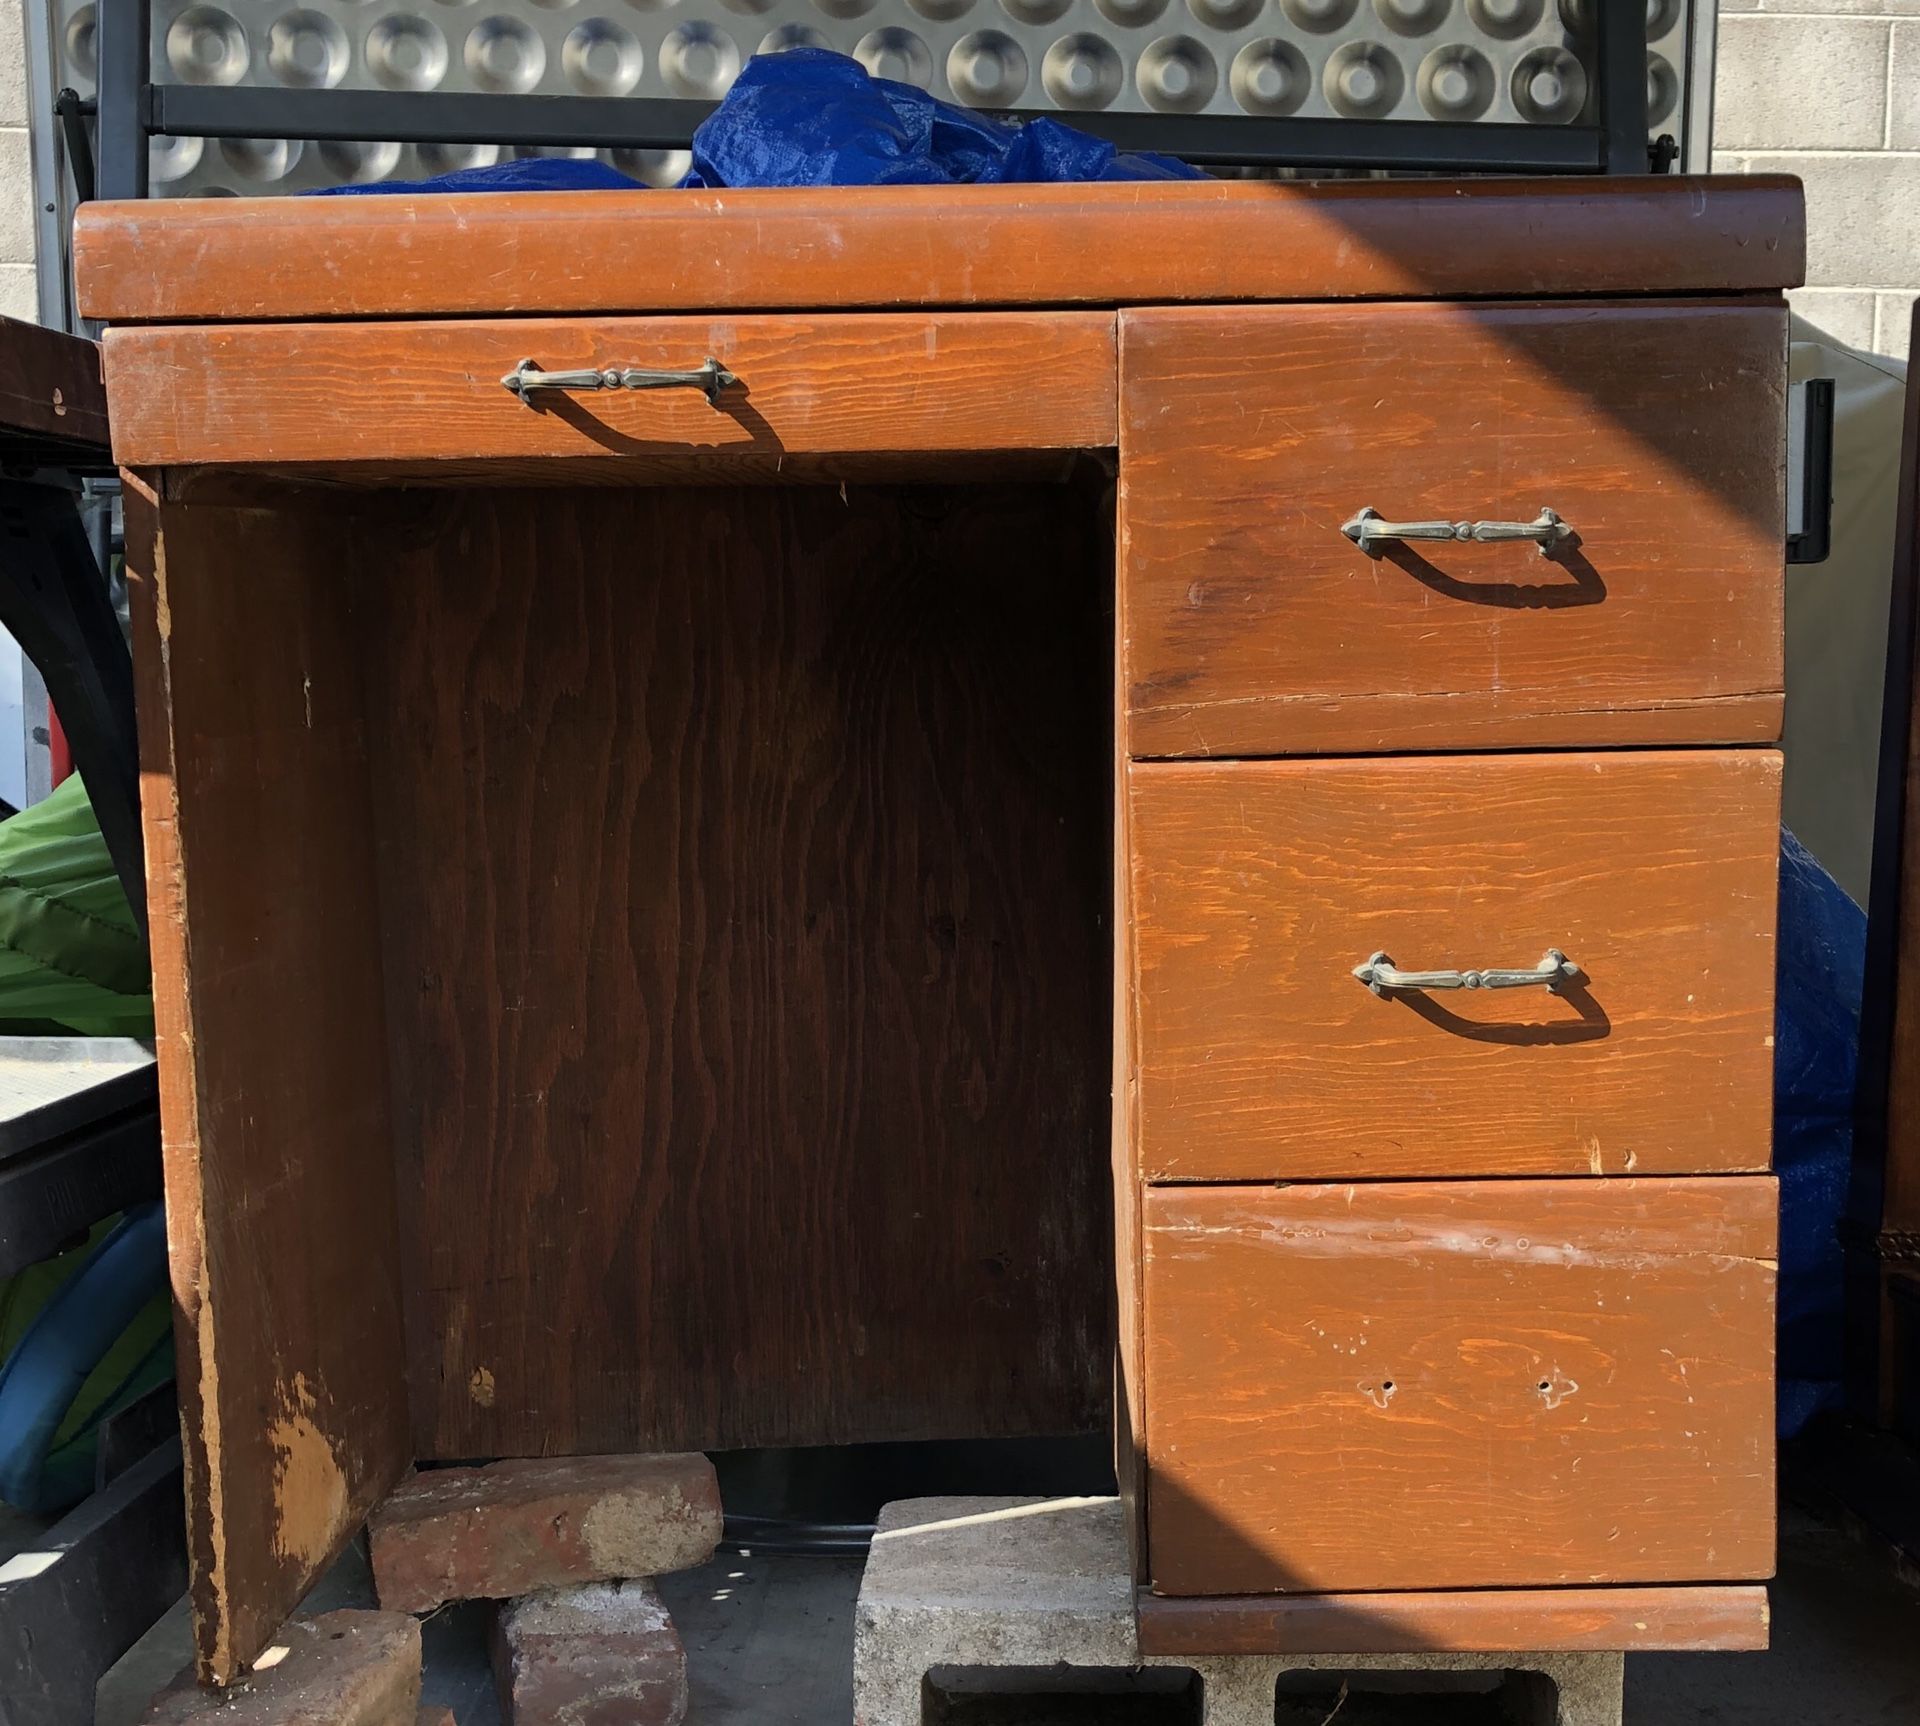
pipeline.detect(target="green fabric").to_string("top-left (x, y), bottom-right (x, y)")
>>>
top-left (0, 776), bottom-right (151, 1035)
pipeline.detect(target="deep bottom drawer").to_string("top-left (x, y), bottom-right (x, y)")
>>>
top-left (1144, 1177), bottom-right (1776, 1597)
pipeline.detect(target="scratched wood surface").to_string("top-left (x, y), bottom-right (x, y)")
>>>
top-left (1143, 1177), bottom-right (1777, 1597)
top-left (352, 480), bottom-right (1114, 1459)
top-left (0, 315), bottom-right (108, 456)
top-left (1136, 1584), bottom-right (1771, 1655)
top-left (72, 177), bottom-right (1804, 324)
top-left (1120, 299), bottom-right (1787, 756)
top-left (1129, 750), bottom-right (1780, 1182)
top-left (126, 481), bottom-right (411, 1683)
top-left (101, 314), bottom-right (1118, 468)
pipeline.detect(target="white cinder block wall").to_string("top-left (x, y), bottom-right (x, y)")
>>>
top-left (0, 0), bottom-right (1914, 353)
top-left (1715, 1), bottom-right (1920, 358)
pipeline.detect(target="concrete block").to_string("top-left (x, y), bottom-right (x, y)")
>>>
top-left (0, 0), bottom-right (26, 130)
top-left (1890, 24), bottom-right (1920, 148)
top-left (1874, 293), bottom-right (1917, 361)
top-left (1715, 15), bottom-right (1888, 150)
top-left (853, 1498), bottom-right (1622, 1726)
top-left (0, 131), bottom-right (36, 274)
top-left (141, 1610), bottom-right (421, 1726)
top-left (1790, 288), bottom-right (1881, 353)
top-left (1733, 152), bottom-right (1920, 290)
top-left (370, 1455), bottom-right (722, 1614)
top-left (1722, 1), bottom-right (1920, 14)
top-left (0, 264), bottom-right (36, 324)
top-left (492, 1580), bottom-right (687, 1726)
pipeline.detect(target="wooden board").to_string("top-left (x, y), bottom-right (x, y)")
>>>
top-left (352, 480), bottom-right (1114, 1459)
top-left (125, 479), bottom-right (411, 1683)
top-left (101, 314), bottom-right (1117, 467)
top-left (72, 177), bottom-right (1804, 325)
top-left (1129, 750), bottom-right (1780, 1182)
top-left (0, 315), bottom-right (108, 457)
top-left (1136, 1584), bottom-right (1771, 1655)
top-left (1143, 1178), bottom-right (1777, 1597)
top-left (1120, 298), bottom-right (1787, 756)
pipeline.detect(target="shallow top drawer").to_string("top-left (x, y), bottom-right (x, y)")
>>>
top-left (101, 313), bottom-right (1117, 469)
top-left (1120, 300), bottom-right (1786, 757)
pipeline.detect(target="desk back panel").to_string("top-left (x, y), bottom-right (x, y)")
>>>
top-left (352, 479), bottom-right (1115, 1460)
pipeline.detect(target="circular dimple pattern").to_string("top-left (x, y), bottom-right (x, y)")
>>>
top-left (1186, 0), bottom-right (1260, 28)
top-left (268, 9), bottom-right (350, 86)
top-left (64, 4), bottom-right (98, 76)
top-left (610, 145), bottom-right (693, 183)
top-left (1230, 38), bottom-right (1308, 114)
top-left (1281, 0), bottom-right (1358, 31)
top-left (1041, 32), bottom-right (1121, 110)
top-left (165, 6), bottom-right (249, 84)
top-left (1646, 49), bottom-right (1676, 125)
top-left (464, 14), bottom-right (546, 89)
top-left (1094, 0), bottom-right (1167, 27)
top-left (365, 15), bottom-right (449, 88)
top-left (659, 19), bottom-right (740, 94)
top-left (220, 135), bottom-right (303, 180)
top-left (1416, 41), bottom-right (1491, 117)
top-left (759, 20), bottom-right (825, 49)
top-left (1464, 0), bottom-right (1540, 36)
top-left (1372, 0), bottom-right (1447, 35)
top-left (320, 138), bottom-right (404, 180)
top-left (947, 28), bottom-right (1027, 104)
top-left (1137, 34), bottom-right (1215, 113)
top-left (563, 17), bottom-right (643, 92)
top-left (855, 25), bottom-right (933, 84)
top-left (149, 133), bottom-right (206, 184)
top-left (1323, 37), bottom-right (1403, 116)
top-left (1510, 42), bottom-right (1585, 122)
top-left (67, 0), bottom-right (1692, 195)
top-left (415, 140), bottom-right (500, 170)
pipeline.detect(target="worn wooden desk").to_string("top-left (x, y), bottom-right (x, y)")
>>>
top-left (76, 175), bottom-right (1802, 1684)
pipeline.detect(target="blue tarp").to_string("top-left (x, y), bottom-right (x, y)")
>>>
top-left (312, 48), bottom-right (1201, 195)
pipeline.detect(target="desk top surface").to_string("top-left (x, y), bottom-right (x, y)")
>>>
top-left (75, 174), bottom-right (1804, 326)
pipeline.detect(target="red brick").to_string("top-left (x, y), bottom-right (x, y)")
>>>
top-left (142, 1610), bottom-right (420, 1726)
top-left (491, 1580), bottom-right (687, 1726)
top-left (370, 1453), bottom-right (721, 1613)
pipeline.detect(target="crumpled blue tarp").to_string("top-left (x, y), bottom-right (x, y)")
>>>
top-left (311, 48), bottom-right (1201, 195)
top-left (1774, 827), bottom-right (1863, 1438)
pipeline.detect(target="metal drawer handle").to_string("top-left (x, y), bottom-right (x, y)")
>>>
top-left (502, 357), bottom-right (738, 408)
top-left (1353, 948), bottom-right (1579, 997)
top-left (1342, 507), bottom-right (1572, 558)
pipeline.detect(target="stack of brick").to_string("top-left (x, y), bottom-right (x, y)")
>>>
top-left (369, 1452), bottom-right (723, 1726)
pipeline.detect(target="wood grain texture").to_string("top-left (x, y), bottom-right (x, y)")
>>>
top-left (102, 314), bottom-right (1117, 468)
top-left (125, 479), bottom-right (411, 1683)
top-left (1120, 299), bottom-right (1787, 756)
top-left (1129, 750), bottom-right (1780, 1182)
top-left (1136, 1585), bottom-right (1771, 1655)
top-left (1143, 1178), bottom-right (1777, 1596)
top-left (352, 481), bottom-right (1113, 1459)
top-left (0, 316), bottom-right (108, 458)
top-left (72, 177), bottom-right (1804, 324)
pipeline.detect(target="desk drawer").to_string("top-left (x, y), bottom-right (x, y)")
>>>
top-left (1143, 1177), bottom-right (1777, 1597)
top-left (102, 312), bottom-right (1117, 467)
top-left (1129, 750), bottom-right (1778, 1182)
top-left (1120, 299), bottom-right (1785, 757)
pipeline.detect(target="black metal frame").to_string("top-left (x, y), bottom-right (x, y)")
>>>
top-left (87, 0), bottom-right (1653, 201)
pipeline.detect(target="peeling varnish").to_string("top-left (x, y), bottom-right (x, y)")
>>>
top-left (267, 1373), bottom-right (350, 1573)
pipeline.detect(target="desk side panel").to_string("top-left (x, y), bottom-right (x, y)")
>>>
top-left (127, 480), bottom-right (411, 1684)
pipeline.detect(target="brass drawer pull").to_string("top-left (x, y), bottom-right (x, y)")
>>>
top-left (1342, 506), bottom-right (1571, 558)
top-left (1353, 948), bottom-right (1579, 997)
top-left (502, 357), bottom-right (738, 407)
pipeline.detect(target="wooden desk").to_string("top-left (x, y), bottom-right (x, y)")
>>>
top-left (76, 175), bottom-right (1802, 1684)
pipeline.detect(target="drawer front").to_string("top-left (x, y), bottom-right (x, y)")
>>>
top-left (102, 312), bottom-right (1117, 467)
top-left (1143, 1178), bottom-right (1777, 1597)
top-left (1120, 299), bottom-right (1785, 757)
top-left (1130, 750), bottom-right (1778, 1181)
